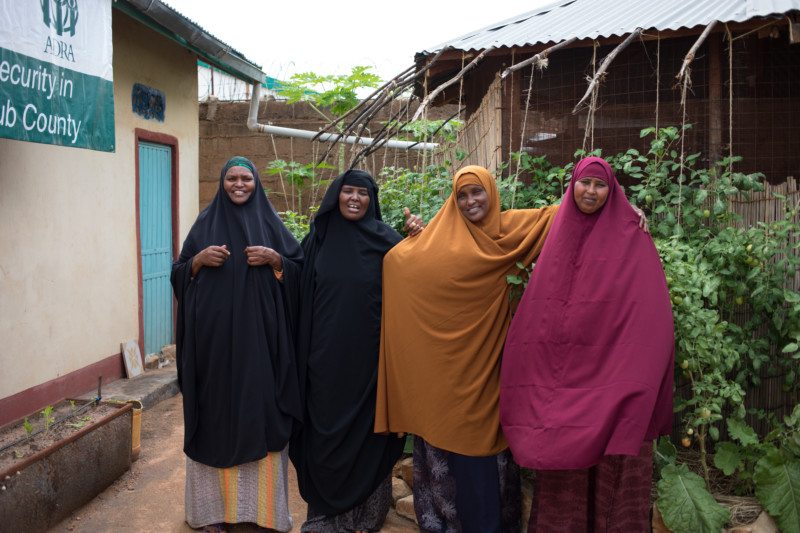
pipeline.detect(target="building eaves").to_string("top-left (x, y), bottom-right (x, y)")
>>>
top-left (114, 0), bottom-right (264, 85)
top-left (422, 0), bottom-right (800, 54)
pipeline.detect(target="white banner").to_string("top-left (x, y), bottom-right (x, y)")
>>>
top-left (0, 0), bottom-right (113, 81)
top-left (0, 0), bottom-right (115, 151)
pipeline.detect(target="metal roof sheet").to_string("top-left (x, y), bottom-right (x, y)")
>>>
top-left (423, 0), bottom-right (800, 54)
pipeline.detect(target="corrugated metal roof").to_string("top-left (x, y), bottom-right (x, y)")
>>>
top-left (423, 0), bottom-right (800, 54)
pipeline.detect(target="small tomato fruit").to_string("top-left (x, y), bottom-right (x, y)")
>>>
top-left (680, 360), bottom-right (689, 370)
top-left (682, 437), bottom-right (691, 447)
top-left (701, 408), bottom-right (711, 419)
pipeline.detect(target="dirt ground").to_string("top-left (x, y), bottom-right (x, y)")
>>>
top-left (50, 394), bottom-right (418, 533)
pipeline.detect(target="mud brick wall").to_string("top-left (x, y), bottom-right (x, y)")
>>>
top-left (199, 98), bottom-right (458, 213)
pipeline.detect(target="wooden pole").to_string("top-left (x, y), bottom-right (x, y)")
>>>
top-left (501, 37), bottom-right (577, 79)
top-left (412, 46), bottom-right (497, 122)
top-left (676, 20), bottom-right (718, 81)
top-left (573, 28), bottom-right (642, 114)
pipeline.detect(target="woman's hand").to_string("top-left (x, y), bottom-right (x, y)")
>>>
top-left (631, 205), bottom-right (649, 233)
top-left (192, 245), bottom-right (229, 276)
top-left (245, 246), bottom-right (283, 271)
top-left (402, 207), bottom-right (425, 237)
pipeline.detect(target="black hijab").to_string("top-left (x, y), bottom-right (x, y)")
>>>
top-left (290, 169), bottom-right (405, 515)
top-left (171, 156), bottom-right (303, 468)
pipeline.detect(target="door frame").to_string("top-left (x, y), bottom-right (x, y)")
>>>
top-left (134, 128), bottom-right (180, 363)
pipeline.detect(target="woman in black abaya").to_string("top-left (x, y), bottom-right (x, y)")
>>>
top-left (171, 156), bottom-right (303, 533)
top-left (290, 169), bottom-right (423, 533)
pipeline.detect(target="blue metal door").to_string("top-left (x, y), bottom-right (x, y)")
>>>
top-left (139, 141), bottom-right (173, 356)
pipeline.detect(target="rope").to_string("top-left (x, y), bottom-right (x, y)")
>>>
top-left (513, 59), bottom-right (537, 208)
top-left (727, 24), bottom-right (733, 176)
top-left (656, 33), bottom-right (660, 133)
top-left (269, 132), bottom-right (290, 212)
top-left (582, 41), bottom-right (599, 153)
top-left (678, 70), bottom-right (691, 240)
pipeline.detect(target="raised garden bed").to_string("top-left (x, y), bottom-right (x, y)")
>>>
top-left (0, 398), bottom-right (133, 532)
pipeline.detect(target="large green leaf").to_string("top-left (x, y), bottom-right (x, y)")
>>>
top-left (727, 417), bottom-right (759, 446)
top-left (657, 464), bottom-right (730, 533)
top-left (713, 441), bottom-right (741, 476)
top-left (754, 450), bottom-right (800, 533)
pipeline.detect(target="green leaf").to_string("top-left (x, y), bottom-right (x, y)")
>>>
top-left (713, 442), bottom-right (741, 476)
top-left (657, 464), bottom-right (730, 533)
top-left (754, 450), bottom-right (800, 533)
top-left (784, 343), bottom-right (799, 354)
top-left (727, 417), bottom-right (759, 447)
top-left (694, 189), bottom-right (708, 205)
top-left (656, 436), bottom-right (677, 466)
top-left (785, 290), bottom-right (800, 303)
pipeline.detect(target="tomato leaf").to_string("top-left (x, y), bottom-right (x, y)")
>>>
top-left (657, 464), bottom-right (730, 533)
top-left (785, 290), bottom-right (800, 303)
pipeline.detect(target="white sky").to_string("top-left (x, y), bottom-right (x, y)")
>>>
top-left (161, 0), bottom-right (551, 82)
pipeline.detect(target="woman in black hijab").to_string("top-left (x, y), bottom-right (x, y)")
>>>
top-left (290, 169), bottom-right (423, 533)
top-left (171, 156), bottom-right (303, 533)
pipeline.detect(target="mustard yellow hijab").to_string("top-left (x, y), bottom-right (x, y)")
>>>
top-left (375, 165), bottom-right (559, 456)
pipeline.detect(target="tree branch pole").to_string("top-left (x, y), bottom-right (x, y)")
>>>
top-left (573, 28), bottom-right (642, 113)
top-left (406, 107), bottom-right (465, 150)
top-left (320, 99), bottom-right (414, 167)
top-left (501, 37), bottom-right (577, 79)
top-left (312, 65), bottom-right (415, 141)
top-left (676, 20), bottom-right (718, 81)
top-left (315, 45), bottom-right (453, 142)
top-left (412, 45), bottom-right (497, 122)
top-left (313, 47), bottom-right (454, 164)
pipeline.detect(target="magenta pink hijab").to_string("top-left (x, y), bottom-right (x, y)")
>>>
top-left (499, 156), bottom-right (674, 470)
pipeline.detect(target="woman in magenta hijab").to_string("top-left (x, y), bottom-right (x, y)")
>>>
top-left (500, 156), bottom-right (674, 532)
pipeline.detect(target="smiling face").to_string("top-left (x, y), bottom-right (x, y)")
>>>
top-left (573, 176), bottom-right (609, 214)
top-left (457, 183), bottom-right (490, 223)
top-left (339, 184), bottom-right (371, 221)
top-left (223, 165), bottom-right (256, 205)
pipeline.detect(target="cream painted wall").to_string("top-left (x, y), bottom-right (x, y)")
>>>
top-left (0, 9), bottom-right (200, 400)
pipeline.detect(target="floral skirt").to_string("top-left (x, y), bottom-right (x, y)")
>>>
top-left (413, 436), bottom-right (521, 533)
top-left (300, 475), bottom-right (392, 532)
top-left (184, 446), bottom-right (292, 531)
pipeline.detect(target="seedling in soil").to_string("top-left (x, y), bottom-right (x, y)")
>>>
top-left (13, 450), bottom-right (24, 459)
top-left (23, 418), bottom-right (33, 438)
top-left (69, 422), bottom-right (85, 429)
top-left (41, 405), bottom-right (54, 433)
top-left (69, 400), bottom-right (76, 415)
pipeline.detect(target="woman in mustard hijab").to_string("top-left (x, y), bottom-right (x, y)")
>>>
top-left (376, 165), bottom-right (646, 532)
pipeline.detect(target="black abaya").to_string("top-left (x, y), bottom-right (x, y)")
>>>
top-left (171, 156), bottom-right (303, 469)
top-left (290, 170), bottom-right (405, 516)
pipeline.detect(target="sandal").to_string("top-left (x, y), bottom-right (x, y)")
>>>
top-left (202, 524), bottom-right (226, 533)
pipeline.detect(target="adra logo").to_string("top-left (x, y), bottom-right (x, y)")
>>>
top-left (41, 0), bottom-right (79, 37)
top-left (41, 0), bottom-right (78, 62)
